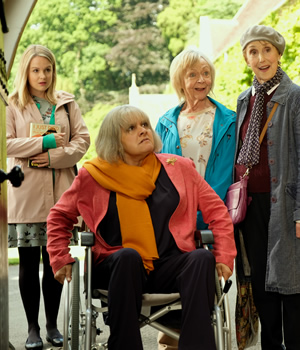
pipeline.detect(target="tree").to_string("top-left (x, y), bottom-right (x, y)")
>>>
top-left (104, 0), bottom-right (170, 91)
top-left (157, 0), bottom-right (244, 57)
top-left (213, 0), bottom-right (300, 111)
top-left (9, 0), bottom-right (171, 105)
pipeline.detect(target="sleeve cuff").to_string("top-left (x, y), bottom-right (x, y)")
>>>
top-left (43, 134), bottom-right (57, 150)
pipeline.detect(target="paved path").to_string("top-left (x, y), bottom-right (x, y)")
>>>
top-left (8, 247), bottom-right (261, 350)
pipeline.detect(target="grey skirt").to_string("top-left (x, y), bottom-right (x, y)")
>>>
top-left (8, 223), bottom-right (79, 248)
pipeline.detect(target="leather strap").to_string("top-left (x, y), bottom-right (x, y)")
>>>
top-left (259, 102), bottom-right (279, 144)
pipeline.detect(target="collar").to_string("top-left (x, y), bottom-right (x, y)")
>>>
top-left (252, 83), bottom-right (280, 96)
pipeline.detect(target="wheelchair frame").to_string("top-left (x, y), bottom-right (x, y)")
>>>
top-left (63, 230), bottom-right (232, 350)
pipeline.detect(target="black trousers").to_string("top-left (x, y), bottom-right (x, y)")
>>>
top-left (93, 248), bottom-right (216, 350)
top-left (240, 193), bottom-right (300, 350)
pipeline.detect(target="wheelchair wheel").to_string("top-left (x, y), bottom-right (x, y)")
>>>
top-left (213, 273), bottom-right (232, 350)
top-left (63, 258), bottom-right (81, 350)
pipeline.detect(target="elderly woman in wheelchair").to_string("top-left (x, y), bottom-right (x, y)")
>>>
top-left (47, 105), bottom-right (236, 350)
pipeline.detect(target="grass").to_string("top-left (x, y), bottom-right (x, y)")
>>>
top-left (9, 258), bottom-right (20, 265)
top-left (8, 246), bottom-right (85, 266)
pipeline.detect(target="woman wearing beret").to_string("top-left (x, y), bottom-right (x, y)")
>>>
top-left (235, 25), bottom-right (300, 349)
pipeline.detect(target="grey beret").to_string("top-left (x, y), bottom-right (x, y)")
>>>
top-left (240, 25), bottom-right (285, 54)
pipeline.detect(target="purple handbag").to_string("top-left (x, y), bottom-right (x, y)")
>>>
top-left (225, 171), bottom-right (251, 225)
top-left (226, 103), bottom-right (278, 225)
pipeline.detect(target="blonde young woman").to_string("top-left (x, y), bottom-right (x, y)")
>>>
top-left (6, 45), bottom-right (90, 349)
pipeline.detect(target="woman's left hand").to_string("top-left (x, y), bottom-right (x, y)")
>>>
top-left (296, 222), bottom-right (300, 239)
top-left (54, 264), bottom-right (73, 284)
top-left (216, 263), bottom-right (233, 281)
top-left (29, 152), bottom-right (49, 167)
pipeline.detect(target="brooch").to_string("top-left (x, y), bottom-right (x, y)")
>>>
top-left (166, 157), bottom-right (177, 165)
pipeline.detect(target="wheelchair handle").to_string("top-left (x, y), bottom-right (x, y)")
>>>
top-left (223, 279), bottom-right (232, 294)
top-left (81, 231), bottom-right (95, 246)
top-left (217, 279), bottom-right (232, 307)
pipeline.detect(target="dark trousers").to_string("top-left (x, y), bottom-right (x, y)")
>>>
top-left (240, 193), bottom-right (300, 350)
top-left (93, 248), bottom-right (216, 350)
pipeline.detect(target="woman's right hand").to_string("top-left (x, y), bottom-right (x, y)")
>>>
top-left (54, 264), bottom-right (73, 284)
top-left (53, 132), bottom-right (66, 148)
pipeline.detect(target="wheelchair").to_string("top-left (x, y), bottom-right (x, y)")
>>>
top-left (63, 230), bottom-right (233, 350)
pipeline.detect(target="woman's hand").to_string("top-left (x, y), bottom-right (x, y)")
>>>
top-left (216, 263), bottom-right (233, 281)
top-left (54, 264), bottom-right (73, 284)
top-left (53, 132), bottom-right (66, 148)
top-left (296, 222), bottom-right (300, 239)
top-left (29, 152), bottom-right (50, 167)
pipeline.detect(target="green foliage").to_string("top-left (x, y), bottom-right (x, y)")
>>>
top-left (8, 0), bottom-right (300, 139)
top-left (213, 48), bottom-right (250, 111)
top-left (78, 102), bottom-right (118, 166)
top-left (214, 0), bottom-right (300, 111)
top-left (9, 0), bottom-right (170, 105)
top-left (157, 0), bottom-right (243, 57)
top-left (8, 258), bottom-right (19, 266)
top-left (103, 0), bottom-right (170, 89)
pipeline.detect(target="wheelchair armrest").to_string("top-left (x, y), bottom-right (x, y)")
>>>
top-left (81, 231), bottom-right (95, 246)
top-left (194, 230), bottom-right (214, 247)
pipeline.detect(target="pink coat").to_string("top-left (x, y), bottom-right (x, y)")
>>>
top-left (6, 91), bottom-right (90, 223)
top-left (47, 154), bottom-right (236, 274)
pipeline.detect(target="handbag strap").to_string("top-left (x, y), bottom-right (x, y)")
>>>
top-left (63, 103), bottom-right (78, 176)
top-left (259, 102), bottom-right (279, 144)
top-left (243, 102), bottom-right (279, 177)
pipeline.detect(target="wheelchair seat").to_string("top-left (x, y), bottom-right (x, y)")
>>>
top-left (63, 230), bottom-right (232, 350)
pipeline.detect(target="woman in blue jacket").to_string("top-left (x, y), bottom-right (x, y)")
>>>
top-left (156, 48), bottom-right (236, 229)
top-left (155, 48), bottom-right (236, 349)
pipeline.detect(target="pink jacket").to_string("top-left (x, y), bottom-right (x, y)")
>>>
top-left (6, 91), bottom-right (90, 223)
top-left (47, 154), bottom-right (236, 274)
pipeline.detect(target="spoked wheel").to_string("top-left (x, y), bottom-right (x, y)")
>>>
top-left (222, 292), bottom-right (232, 350)
top-left (63, 258), bottom-right (83, 350)
top-left (213, 273), bottom-right (232, 350)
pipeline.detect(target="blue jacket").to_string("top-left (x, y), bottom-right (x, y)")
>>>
top-left (155, 96), bottom-right (236, 229)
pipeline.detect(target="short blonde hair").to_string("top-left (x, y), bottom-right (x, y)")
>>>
top-left (170, 48), bottom-right (215, 102)
top-left (95, 105), bottom-right (162, 163)
top-left (9, 45), bottom-right (57, 109)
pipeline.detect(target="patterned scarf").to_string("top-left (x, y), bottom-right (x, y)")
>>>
top-left (237, 67), bottom-right (283, 167)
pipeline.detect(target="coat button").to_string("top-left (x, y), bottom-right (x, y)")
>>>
top-left (267, 101), bottom-right (274, 108)
top-left (176, 145), bottom-right (180, 149)
top-left (271, 196), bottom-right (277, 203)
top-left (268, 121), bottom-right (273, 127)
top-left (271, 177), bottom-right (277, 183)
top-left (269, 159), bottom-right (275, 165)
top-left (267, 140), bottom-right (273, 146)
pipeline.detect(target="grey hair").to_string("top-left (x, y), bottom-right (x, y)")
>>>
top-left (95, 105), bottom-right (162, 163)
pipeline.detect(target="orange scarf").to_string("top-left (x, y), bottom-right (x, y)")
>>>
top-left (83, 153), bottom-right (161, 272)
